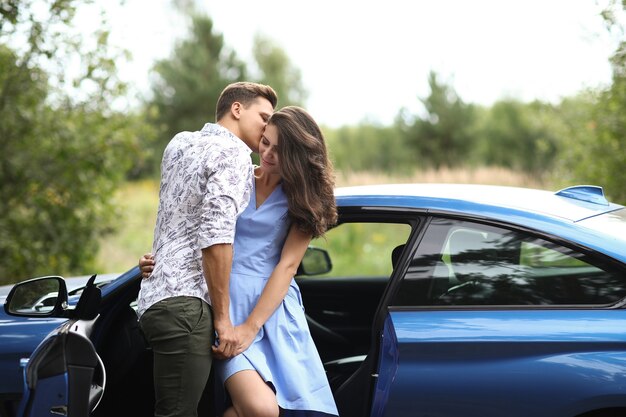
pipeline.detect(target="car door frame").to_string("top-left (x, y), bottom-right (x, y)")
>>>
top-left (329, 207), bottom-right (426, 417)
top-left (368, 212), bottom-right (626, 417)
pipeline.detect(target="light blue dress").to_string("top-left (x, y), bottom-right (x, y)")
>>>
top-left (215, 182), bottom-right (338, 417)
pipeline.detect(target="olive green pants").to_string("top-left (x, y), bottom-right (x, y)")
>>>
top-left (139, 296), bottom-right (214, 417)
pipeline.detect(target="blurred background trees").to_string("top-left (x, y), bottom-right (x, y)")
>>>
top-left (557, 2), bottom-right (626, 203)
top-left (1, 0), bottom-right (625, 281)
top-left (146, 13), bottom-right (247, 175)
top-left (0, 0), bottom-right (156, 279)
top-left (400, 72), bottom-right (477, 169)
top-left (144, 7), bottom-right (307, 174)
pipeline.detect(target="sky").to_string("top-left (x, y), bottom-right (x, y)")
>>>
top-left (103, 0), bottom-right (619, 127)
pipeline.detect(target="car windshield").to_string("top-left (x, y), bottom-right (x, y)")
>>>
top-left (578, 207), bottom-right (626, 241)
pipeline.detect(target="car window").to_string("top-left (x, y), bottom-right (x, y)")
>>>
top-left (307, 222), bottom-right (412, 279)
top-left (392, 218), bottom-right (626, 306)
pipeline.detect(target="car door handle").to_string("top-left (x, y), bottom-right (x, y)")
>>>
top-left (322, 310), bottom-right (348, 317)
top-left (50, 405), bottom-right (67, 416)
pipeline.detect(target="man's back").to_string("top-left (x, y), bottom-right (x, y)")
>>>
top-left (137, 123), bottom-right (253, 316)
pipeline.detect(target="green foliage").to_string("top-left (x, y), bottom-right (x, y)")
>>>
top-left (148, 13), bottom-right (247, 171)
top-left (95, 180), bottom-right (159, 274)
top-left (253, 34), bottom-right (307, 107)
top-left (547, 92), bottom-right (598, 186)
top-left (310, 223), bottom-right (411, 277)
top-left (0, 0), bottom-right (156, 282)
top-left (565, 87), bottom-right (626, 204)
top-left (401, 72), bottom-right (478, 169)
top-left (325, 123), bottom-right (413, 174)
top-left (555, 1), bottom-right (626, 204)
top-left (144, 14), bottom-right (311, 176)
top-left (474, 99), bottom-right (562, 177)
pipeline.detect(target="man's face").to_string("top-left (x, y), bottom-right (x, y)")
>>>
top-left (238, 98), bottom-right (274, 153)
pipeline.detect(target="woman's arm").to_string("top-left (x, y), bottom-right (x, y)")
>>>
top-left (233, 224), bottom-right (312, 355)
top-left (139, 253), bottom-right (154, 277)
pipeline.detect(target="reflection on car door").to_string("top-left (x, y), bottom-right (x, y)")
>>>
top-left (17, 317), bottom-right (104, 417)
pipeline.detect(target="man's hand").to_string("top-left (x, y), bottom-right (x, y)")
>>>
top-left (211, 318), bottom-right (239, 359)
top-left (212, 321), bottom-right (258, 359)
top-left (139, 253), bottom-right (155, 278)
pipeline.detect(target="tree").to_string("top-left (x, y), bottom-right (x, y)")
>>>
top-left (475, 99), bottom-right (561, 177)
top-left (0, 0), bottom-right (154, 281)
top-left (402, 72), bottom-right (477, 168)
top-left (146, 14), bottom-right (309, 172)
top-left (252, 34), bottom-right (308, 107)
top-left (148, 12), bottom-right (247, 166)
top-left (325, 123), bottom-right (412, 174)
top-left (559, 1), bottom-right (626, 203)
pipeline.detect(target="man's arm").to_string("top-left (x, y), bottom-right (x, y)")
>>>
top-left (202, 243), bottom-right (237, 359)
top-left (198, 149), bottom-right (253, 358)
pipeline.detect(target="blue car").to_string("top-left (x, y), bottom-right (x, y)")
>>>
top-left (3, 183), bottom-right (626, 417)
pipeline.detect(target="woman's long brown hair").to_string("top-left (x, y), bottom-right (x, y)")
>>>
top-left (269, 106), bottom-right (337, 238)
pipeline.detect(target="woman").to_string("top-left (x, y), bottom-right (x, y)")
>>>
top-left (141, 106), bottom-right (338, 417)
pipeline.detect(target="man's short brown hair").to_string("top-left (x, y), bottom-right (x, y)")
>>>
top-left (215, 82), bottom-right (278, 121)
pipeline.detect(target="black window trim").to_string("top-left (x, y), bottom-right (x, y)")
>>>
top-left (383, 212), bottom-right (626, 311)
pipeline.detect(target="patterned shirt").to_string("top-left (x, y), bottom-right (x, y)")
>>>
top-left (137, 123), bottom-right (254, 317)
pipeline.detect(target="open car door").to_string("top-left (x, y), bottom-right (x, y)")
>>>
top-left (5, 275), bottom-right (106, 417)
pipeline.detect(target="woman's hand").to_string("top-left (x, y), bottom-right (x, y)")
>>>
top-left (232, 321), bottom-right (260, 356)
top-left (139, 253), bottom-right (155, 278)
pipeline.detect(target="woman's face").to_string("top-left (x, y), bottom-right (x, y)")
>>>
top-left (258, 123), bottom-right (280, 175)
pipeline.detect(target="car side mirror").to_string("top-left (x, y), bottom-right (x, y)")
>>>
top-left (4, 276), bottom-right (68, 317)
top-left (297, 247), bottom-right (332, 276)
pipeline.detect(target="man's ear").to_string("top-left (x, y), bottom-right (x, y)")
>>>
top-left (231, 102), bottom-right (242, 120)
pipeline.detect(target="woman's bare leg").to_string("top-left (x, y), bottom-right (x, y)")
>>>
top-left (223, 370), bottom-right (279, 417)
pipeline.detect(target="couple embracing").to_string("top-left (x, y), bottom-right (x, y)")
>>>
top-left (137, 82), bottom-right (339, 417)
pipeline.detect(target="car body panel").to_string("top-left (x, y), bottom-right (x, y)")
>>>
top-left (0, 317), bottom-right (69, 394)
top-left (375, 309), bottom-right (626, 417)
top-left (370, 314), bottom-right (399, 417)
top-left (15, 332), bottom-right (70, 417)
top-left (336, 184), bottom-right (626, 264)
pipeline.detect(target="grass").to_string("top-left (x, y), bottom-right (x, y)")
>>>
top-left (95, 167), bottom-right (549, 274)
top-left (95, 180), bottom-right (159, 274)
top-left (335, 166), bottom-right (546, 188)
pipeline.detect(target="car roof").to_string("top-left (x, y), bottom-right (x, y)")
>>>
top-left (334, 183), bottom-right (626, 263)
top-left (335, 183), bottom-right (622, 222)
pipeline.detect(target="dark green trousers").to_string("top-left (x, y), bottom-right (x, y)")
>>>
top-left (139, 296), bottom-right (214, 417)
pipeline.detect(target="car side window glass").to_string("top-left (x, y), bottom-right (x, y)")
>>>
top-left (308, 222), bottom-right (412, 279)
top-left (392, 218), bottom-right (626, 306)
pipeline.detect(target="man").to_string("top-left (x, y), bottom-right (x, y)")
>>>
top-left (137, 82), bottom-right (278, 417)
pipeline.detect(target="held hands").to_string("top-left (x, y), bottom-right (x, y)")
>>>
top-left (139, 250), bottom-right (259, 358)
top-left (139, 253), bottom-right (155, 278)
top-left (211, 318), bottom-right (238, 359)
top-left (234, 321), bottom-right (258, 355)
top-left (212, 320), bottom-right (258, 359)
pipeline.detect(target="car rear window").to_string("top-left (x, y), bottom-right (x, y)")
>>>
top-left (393, 217), bottom-right (626, 307)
